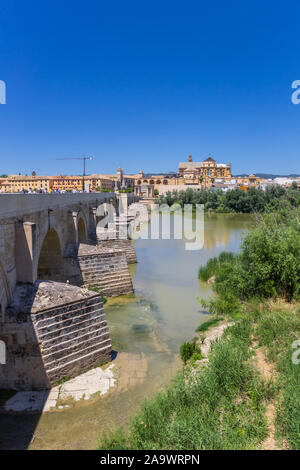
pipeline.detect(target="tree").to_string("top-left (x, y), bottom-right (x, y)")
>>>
top-left (291, 181), bottom-right (298, 190)
top-left (32, 171), bottom-right (36, 176)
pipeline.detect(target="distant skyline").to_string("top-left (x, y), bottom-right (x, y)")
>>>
top-left (0, 1), bottom-right (300, 176)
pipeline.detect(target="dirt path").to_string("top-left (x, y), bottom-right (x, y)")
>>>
top-left (252, 340), bottom-right (281, 450)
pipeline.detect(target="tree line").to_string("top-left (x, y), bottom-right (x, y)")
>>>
top-left (157, 183), bottom-right (300, 213)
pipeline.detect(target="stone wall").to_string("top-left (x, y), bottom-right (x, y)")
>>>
top-left (78, 244), bottom-right (133, 297)
top-left (0, 282), bottom-right (111, 390)
top-left (157, 184), bottom-right (202, 195)
top-left (97, 239), bottom-right (137, 264)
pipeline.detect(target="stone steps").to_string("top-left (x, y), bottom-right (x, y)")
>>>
top-left (46, 342), bottom-right (112, 383)
top-left (32, 296), bottom-right (101, 326)
top-left (31, 291), bottom-right (112, 386)
top-left (33, 302), bottom-right (103, 333)
top-left (81, 269), bottom-right (131, 283)
top-left (85, 280), bottom-right (133, 297)
top-left (78, 250), bottom-right (134, 297)
top-left (37, 312), bottom-right (106, 343)
top-left (42, 331), bottom-right (111, 366)
top-left (97, 239), bottom-right (137, 264)
top-left (41, 320), bottom-right (108, 353)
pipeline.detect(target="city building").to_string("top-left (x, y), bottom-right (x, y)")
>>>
top-left (0, 175), bottom-right (53, 193)
top-left (0, 174), bottom-right (115, 193)
top-left (0, 157), bottom-right (297, 195)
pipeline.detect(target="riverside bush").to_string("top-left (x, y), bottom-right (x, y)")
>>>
top-left (198, 252), bottom-right (236, 281)
top-left (200, 209), bottom-right (300, 305)
top-left (179, 341), bottom-right (200, 365)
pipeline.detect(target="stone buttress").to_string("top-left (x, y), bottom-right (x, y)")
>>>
top-left (0, 281), bottom-right (111, 390)
top-left (77, 243), bottom-right (134, 297)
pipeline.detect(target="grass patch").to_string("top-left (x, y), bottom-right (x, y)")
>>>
top-left (98, 316), bottom-right (269, 450)
top-left (196, 316), bottom-right (224, 332)
top-left (179, 341), bottom-right (201, 365)
top-left (52, 375), bottom-right (71, 387)
top-left (86, 285), bottom-right (107, 304)
top-left (254, 304), bottom-right (300, 449)
top-left (198, 252), bottom-right (236, 281)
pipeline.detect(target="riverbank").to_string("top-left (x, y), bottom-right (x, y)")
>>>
top-left (98, 208), bottom-right (300, 450)
top-left (0, 213), bottom-right (285, 449)
top-left (98, 299), bottom-right (300, 450)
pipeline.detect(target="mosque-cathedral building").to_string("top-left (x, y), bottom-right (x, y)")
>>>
top-left (178, 155), bottom-right (231, 181)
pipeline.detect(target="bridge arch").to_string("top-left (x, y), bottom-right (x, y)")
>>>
top-left (0, 258), bottom-right (11, 319)
top-left (77, 217), bottom-right (87, 243)
top-left (37, 228), bottom-right (63, 281)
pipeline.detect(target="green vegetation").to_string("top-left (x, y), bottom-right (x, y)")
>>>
top-left (158, 185), bottom-right (300, 213)
top-left (86, 285), bottom-right (107, 304)
top-left (254, 302), bottom-right (300, 449)
top-left (196, 316), bottom-right (224, 332)
top-left (197, 208), bottom-right (300, 449)
top-left (98, 316), bottom-right (270, 450)
top-left (98, 207), bottom-right (300, 450)
top-left (198, 252), bottom-right (235, 281)
top-left (200, 209), bottom-right (300, 308)
top-left (179, 340), bottom-right (202, 364)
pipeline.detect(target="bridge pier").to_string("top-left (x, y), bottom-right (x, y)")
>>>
top-left (1, 281), bottom-right (111, 390)
top-left (77, 244), bottom-right (133, 297)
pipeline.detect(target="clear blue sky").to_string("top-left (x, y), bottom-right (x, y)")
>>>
top-left (0, 0), bottom-right (300, 176)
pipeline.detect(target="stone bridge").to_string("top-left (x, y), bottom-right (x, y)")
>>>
top-left (0, 192), bottom-right (139, 390)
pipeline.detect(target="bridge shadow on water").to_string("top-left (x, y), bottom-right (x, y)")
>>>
top-left (0, 405), bottom-right (48, 450)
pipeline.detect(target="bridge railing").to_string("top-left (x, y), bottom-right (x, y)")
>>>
top-left (0, 192), bottom-right (116, 219)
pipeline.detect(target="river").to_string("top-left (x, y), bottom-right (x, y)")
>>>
top-left (14, 213), bottom-right (254, 449)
